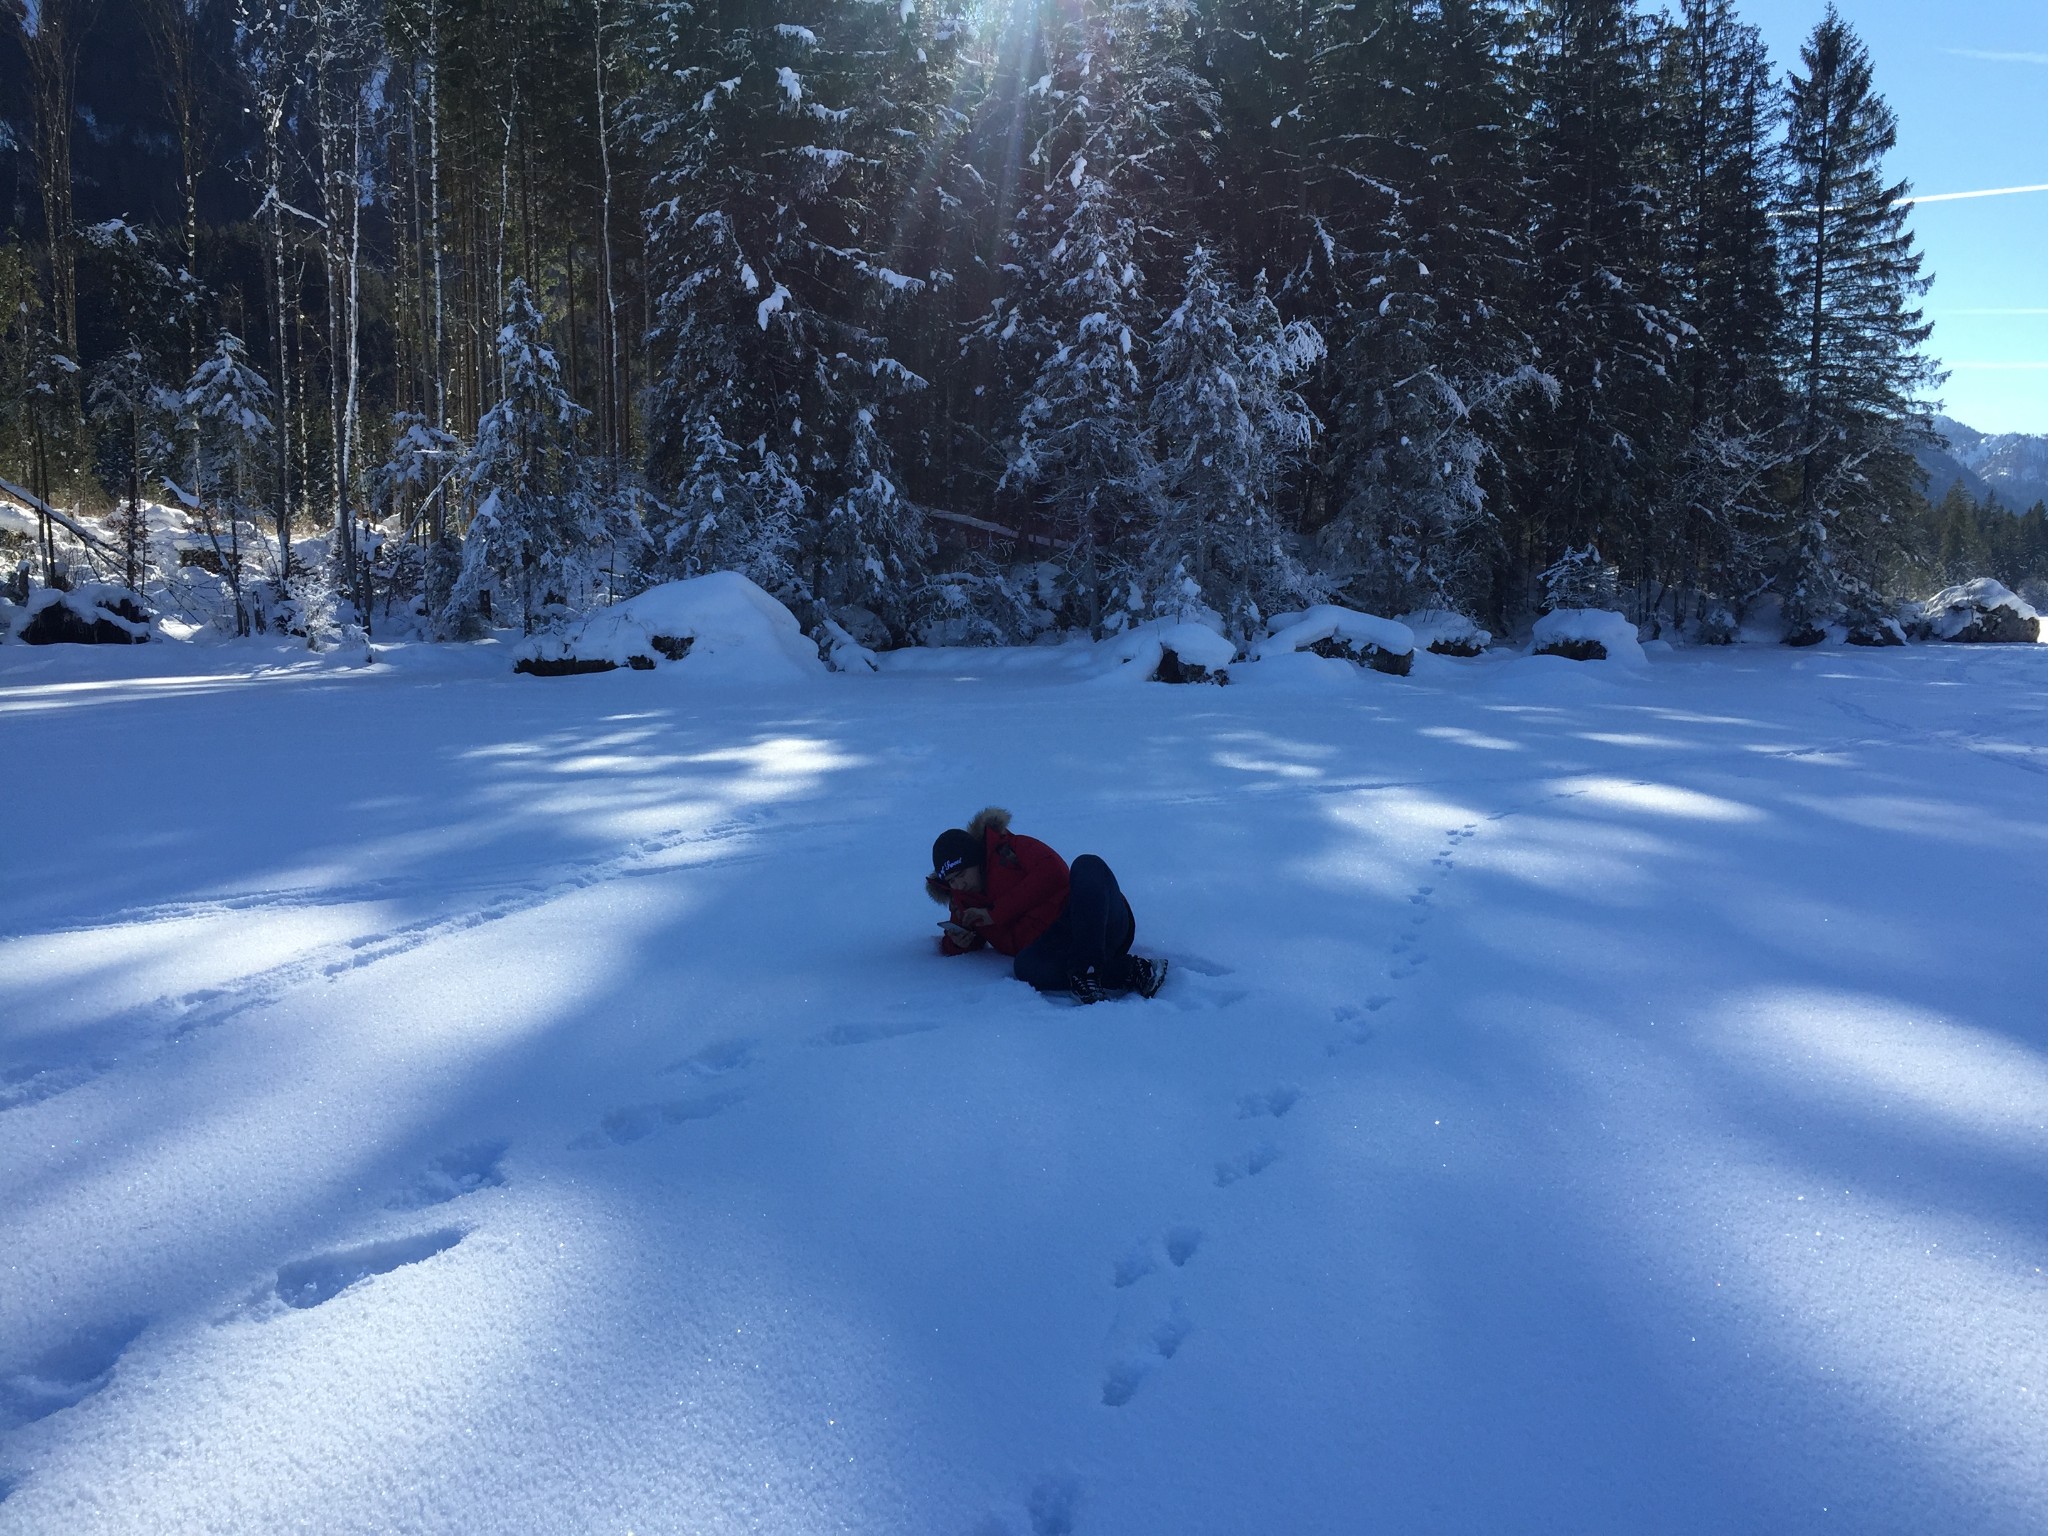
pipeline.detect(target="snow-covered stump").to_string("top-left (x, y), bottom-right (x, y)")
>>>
top-left (1098, 622), bottom-right (1238, 685)
top-left (512, 572), bottom-right (826, 682)
top-left (1531, 608), bottom-right (1647, 664)
top-left (1398, 609), bottom-right (1491, 658)
top-left (1255, 606), bottom-right (1417, 676)
top-left (1910, 579), bottom-right (2042, 644)
top-left (16, 586), bottom-right (154, 646)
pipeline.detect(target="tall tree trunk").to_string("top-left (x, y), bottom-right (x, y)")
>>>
top-left (15, 0), bottom-right (100, 360)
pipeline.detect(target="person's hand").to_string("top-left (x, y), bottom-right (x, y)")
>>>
top-left (941, 921), bottom-right (978, 946)
top-left (960, 907), bottom-right (993, 929)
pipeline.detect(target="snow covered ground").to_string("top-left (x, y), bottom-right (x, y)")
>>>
top-left (2, 636), bottom-right (2045, 1534)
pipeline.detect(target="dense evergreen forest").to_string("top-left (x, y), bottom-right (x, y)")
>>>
top-left (2, 0), bottom-right (2035, 647)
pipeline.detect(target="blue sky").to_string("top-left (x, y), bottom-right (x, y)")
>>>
top-left (1736, 0), bottom-right (2048, 434)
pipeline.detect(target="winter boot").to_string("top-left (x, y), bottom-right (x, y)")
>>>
top-left (1070, 969), bottom-right (1108, 1005)
top-left (1124, 956), bottom-right (1168, 999)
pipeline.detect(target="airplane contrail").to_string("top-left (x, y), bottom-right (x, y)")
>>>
top-left (1772, 183), bottom-right (2048, 217)
top-left (1900, 183), bottom-right (2048, 206)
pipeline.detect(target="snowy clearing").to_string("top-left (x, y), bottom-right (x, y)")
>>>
top-left (2, 640), bottom-right (2045, 1534)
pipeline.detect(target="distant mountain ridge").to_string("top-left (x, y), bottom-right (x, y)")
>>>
top-left (1921, 417), bottom-right (2048, 513)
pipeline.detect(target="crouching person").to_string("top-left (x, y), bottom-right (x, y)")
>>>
top-left (926, 808), bottom-right (1166, 1003)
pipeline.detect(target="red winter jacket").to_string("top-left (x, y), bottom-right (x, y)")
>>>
top-left (932, 807), bottom-right (1070, 956)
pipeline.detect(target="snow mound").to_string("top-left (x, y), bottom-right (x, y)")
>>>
top-left (1531, 608), bottom-right (1646, 665)
top-left (1094, 620), bottom-right (1237, 685)
top-left (1398, 608), bottom-right (1491, 657)
top-left (15, 584), bottom-right (154, 646)
top-left (1255, 606), bottom-right (1416, 675)
top-left (514, 573), bottom-right (825, 682)
top-left (1914, 579), bottom-right (2041, 644)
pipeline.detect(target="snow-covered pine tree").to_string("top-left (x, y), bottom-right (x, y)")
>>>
top-left (1146, 248), bottom-right (1322, 641)
top-left (1513, 0), bottom-right (1682, 613)
top-left (451, 279), bottom-right (626, 634)
top-left (1308, 0), bottom-right (1541, 618)
top-left (991, 0), bottom-right (1215, 632)
top-left (637, 0), bottom-right (949, 638)
top-left (1649, 0), bottom-right (1788, 628)
top-left (1777, 5), bottom-right (1937, 641)
top-left (177, 332), bottom-right (276, 635)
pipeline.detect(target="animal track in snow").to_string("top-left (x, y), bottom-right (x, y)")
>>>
top-left (387, 1140), bottom-right (508, 1210)
top-left (1236, 1086), bottom-right (1300, 1120)
top-left (1103, 1295), bottom-right (1195, 1406)
top-left (0, 1316), bottom-right (149, 1432)
top-left (1100, 1360), bottom-right (1148, 1407)
top-left (272, 1228), bottom-right (466, 1311)
top-left (1028, 1476), bottom-right (1080, 1535)
top-left (661, 1037), bottom-right (757, 1077)
top-left (15, 812), bottom-right (851, 1120)
top-left (1214, 1142), bottom-right (1281, 1187)
top-left (810, 1019), bottom-right (942, 1048)
top-left (1112, 1224), bottom-right (1202, 1289)
top-left (0, 1057), bottom-right (114, 1116)
top-left (1337, 996), bottom-right (1393, 1019)
top-left (1153, 1305), bottom-right (1194, 1360)
top-left (1111, 1246), bottom-right (1157, 1289)
top-left (570, 1090), bottom-right (744, 1149)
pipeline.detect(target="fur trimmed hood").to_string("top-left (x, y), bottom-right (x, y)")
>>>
top-left (925, 808), bottom-right (1014, 904)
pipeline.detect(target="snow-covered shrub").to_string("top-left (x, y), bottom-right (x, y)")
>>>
top-left (1256, 606), bottom-right (1417, 676)
top-left (1531, 608), bottom-right (1646, 665)
top-left (1538, 544), bottom-right (1620, 613)
top-left (1910, 579), bottom-right (2040, 644)
top-left (1693, 604), bottom-right (1738, 646)
top-left (1399, 609), bottom-right (1491, 657)
top-left (819, 619), bottom-right (879, 674)
top-left (513, 572), bottom-right (825, 683)
top-left (918, 564), bottom-right (1064, 647)
top-left (1845, 615), bottom-right (1906, 647)
top-left (17, 584), bottom-right (154, 645)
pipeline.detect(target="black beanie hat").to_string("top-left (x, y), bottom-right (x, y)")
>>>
top-left (931, 828), bottom-right (982, 878)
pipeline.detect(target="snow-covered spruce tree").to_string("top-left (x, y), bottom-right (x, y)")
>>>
top-left (88, 346), bottom-right (173, 596)
top-left (1649, 0), bottom-right (1789, 627)
top-left (1145, 248), bottom-right (1323, 641)
top-left (176, 332), bottom-right (276, 635)
top-left (1777, 6), bottom-right (1937, 641)
top-left (991, 0), bottom-right (1215, 632)
top-left (451, 280), bottom-right (629, 635)
top-left (1307, 0), bottom-right (1542, 618)
top-left (368, 412), bottom-right (463, 623)
top-left (637, 0), bottom-right (951, 640)
top-left (1512, 0), bottom-right (1682, 614)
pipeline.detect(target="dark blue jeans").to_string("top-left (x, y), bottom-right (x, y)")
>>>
top-left (1014, 854), bottom-right (1136, 992)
